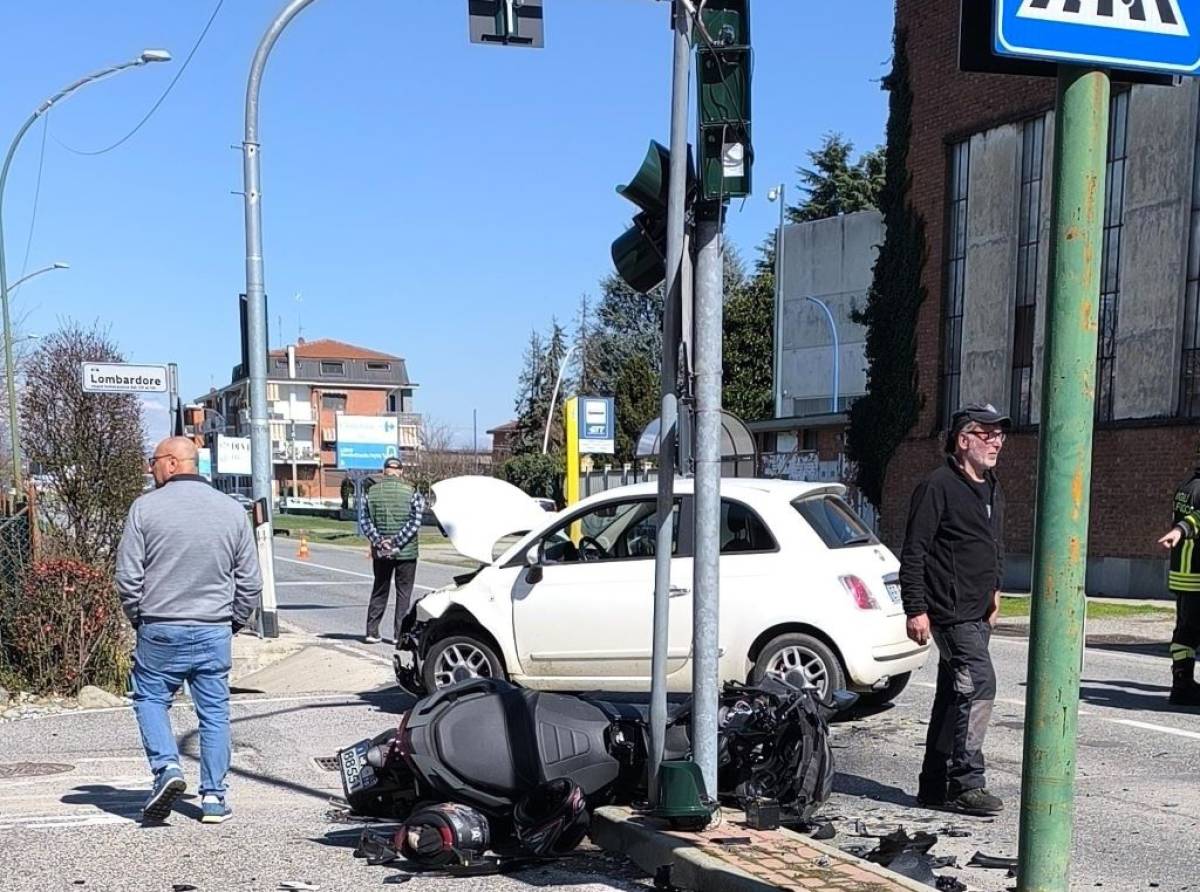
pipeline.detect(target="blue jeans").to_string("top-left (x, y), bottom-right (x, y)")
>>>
top-left (131, 623), bottom-right (232, 798)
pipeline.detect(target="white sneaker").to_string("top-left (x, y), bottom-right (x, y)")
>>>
top-left (363, 635), bottom-right (382, 645)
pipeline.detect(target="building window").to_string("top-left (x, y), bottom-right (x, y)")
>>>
top-left (1010, 116), bottom-right (1045, 427)
top-left (939, 139), bottom-right (970, 428)
top-left (1182, 93), bottom-right (1200, 416)
top-left (320, 361), bottom-right (345, 376)
top-left (387, 393), bottom-right (398, 413)
top-left (366, 361), bottom-right (391, 371)
top-left (1097, 90), bottom-right (1128, 422)
top-left (321, 393), bottom-right (346, 413)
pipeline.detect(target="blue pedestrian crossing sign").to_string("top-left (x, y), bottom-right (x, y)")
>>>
top-left (995, 0), bottom-right (1200, 75)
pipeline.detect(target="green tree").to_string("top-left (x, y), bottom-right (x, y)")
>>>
top-left (788, 133), bottom-right (885, 224)
top-left (846, 29), bottom-right (925, 508)
top-left (614, 353), bottom-right (659, 464)
top-left (511, 320), bottom-right (569, 456)
top-left (499, 452), bottom-right (564, 505)
top-left (723, 261), bottom-right (775, 422)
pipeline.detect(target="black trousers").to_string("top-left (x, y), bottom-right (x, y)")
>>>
top-left (920, 620), bottom-right (996, 798)
top-left (1171, 591), bottom-right (1200, 664)
top-left (366, 559), bottom-right (418, 641)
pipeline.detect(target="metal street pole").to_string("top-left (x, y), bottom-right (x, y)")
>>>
top-left (473, 408), bottom-right (479, 473)
top-left (0, 51), bottom-right (169, 493)
top-left (1017, 66), bottom-right (1109, 892)
top-left (543, 343), bottom-right (575, 454)
top-left (768, 185), bottom-right (785, 418)
top-left (804, 297), bottom-right (840, 413)
top-left (244, 0), bottom-right (319, 638)
top-left (649, 0), bottom-right (691, 804)
top-left (691, 203), bottom-right (723, 798)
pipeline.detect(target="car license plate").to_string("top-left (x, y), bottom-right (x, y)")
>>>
top-left (338, 740), bottom-right (376, 796)
top-left (885, 582), bottom-right (902, 604)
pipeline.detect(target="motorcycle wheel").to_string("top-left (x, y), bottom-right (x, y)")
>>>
top-left (751, 633), bottom-right (845, 706)
top-left (421, 634), bottom-right (506, 692)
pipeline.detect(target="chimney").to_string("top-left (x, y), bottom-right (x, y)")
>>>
top-left (297, 336), bottom-right (306, 346)
top-left (287, 344), bottom-right (296, 379)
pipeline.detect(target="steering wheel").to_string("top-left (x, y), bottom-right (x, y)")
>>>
top-left (578, 535), bottom-right (606, 561)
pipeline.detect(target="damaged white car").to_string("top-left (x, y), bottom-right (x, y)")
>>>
top-left (395, 476), bottom-right (929, 706)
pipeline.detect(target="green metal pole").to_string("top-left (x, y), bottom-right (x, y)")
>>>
top-left (1017, 65), bottom-right (1110, 892)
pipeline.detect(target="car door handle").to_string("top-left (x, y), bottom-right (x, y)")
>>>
top-left (669, 586), bottom-right (690, 598)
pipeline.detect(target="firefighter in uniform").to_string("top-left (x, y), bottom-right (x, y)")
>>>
top-left (1156, 452), bottom-right (1200, 707)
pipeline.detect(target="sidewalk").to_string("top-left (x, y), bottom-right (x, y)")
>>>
top-left (592, 807), bottom-right (929, 892)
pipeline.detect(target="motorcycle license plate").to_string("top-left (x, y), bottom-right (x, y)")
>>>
top-left (885, 582), bottom-right (901, 604)
top-left (338, 740), bottom-right (377, 796)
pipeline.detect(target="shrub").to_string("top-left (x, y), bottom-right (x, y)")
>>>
top-left (499, 452), bottom-right (564, 505)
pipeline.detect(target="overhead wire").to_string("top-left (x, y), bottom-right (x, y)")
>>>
top-left (52, 0), bottom-right (224, 157)
top-left (9, 114), bottom-right (50, 298)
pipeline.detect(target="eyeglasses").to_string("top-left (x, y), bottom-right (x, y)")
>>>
top-left (148, 453), bottom-right (176, 467)
top-left (965, 430), bottom-right (1007, 444)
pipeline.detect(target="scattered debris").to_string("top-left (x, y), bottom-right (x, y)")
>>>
top-left (278, 883), bottom-right (320, 891)
top-left (968, 851), bottom-right (1019, 871)
top-left (712, 836), bottom-right (752, 846)
top-left (888, 851), bottom-right (936, 885)
top-left (355, 830), bottom-right (400, 866)
top-left (171, 886), bottom-right (198, 892)
top-left (809, 820), bottom-right (837, 841)
top-left (814, 855), bottom-right (832, 868)
top-left (865, 827), bottom-right (938, 866)
top-left (936, 876), bottom-right (968, 891)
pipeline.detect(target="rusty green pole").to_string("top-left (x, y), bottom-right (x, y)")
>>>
top-left (1017, 65), bottom-right (1110, 892)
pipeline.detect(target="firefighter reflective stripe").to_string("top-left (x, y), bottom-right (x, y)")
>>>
top-left (1184, 514), bottom-right (1200, 537)
top-left (1171, 642), bottom-right (1197, 662)
top-left (1170, 573), bottom-right (1200, 591)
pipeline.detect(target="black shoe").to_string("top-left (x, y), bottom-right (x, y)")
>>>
top-left (1169, 681), bottom-right (1200, 706)
top-left (916, 787), bottom-right (946, 808)
top-left (949, 787), bottom-right (1003, 816)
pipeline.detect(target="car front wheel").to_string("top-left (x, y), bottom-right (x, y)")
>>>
top-left (751, 632), bottom-right (846, 705)
top-left (421, 634), bottom-right (506, 692)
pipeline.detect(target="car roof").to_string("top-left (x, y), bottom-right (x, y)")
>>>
top-left (571, 476), bottom-right (845, 511)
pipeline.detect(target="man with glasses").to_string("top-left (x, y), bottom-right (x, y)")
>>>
top-left (116, 437), bottom-right (262, 825)
top-left (900, 403), bottom-right (1009, 816)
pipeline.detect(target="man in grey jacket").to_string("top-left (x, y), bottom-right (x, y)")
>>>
top-left (116, 437), bottom-right (262, 825)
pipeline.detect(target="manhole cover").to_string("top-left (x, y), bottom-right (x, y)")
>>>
top-left (314, 756), bottom-right (340, 772)
top-left (0, 761), bottom-right (73, 778)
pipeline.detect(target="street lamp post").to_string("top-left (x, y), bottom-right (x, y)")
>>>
top-left (768, 185), bottom-right (786, 418)
top-left (0, 51), bottom-right (170, 492)
top-left (9, 262), bottom-right (68, 293)
top-left (543, 343), bottom-right (576, 455)
top-left (805, 296), bottom-right (841, 414)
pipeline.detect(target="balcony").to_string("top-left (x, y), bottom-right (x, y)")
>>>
top-left (272, 442), bottom-right (318, 463)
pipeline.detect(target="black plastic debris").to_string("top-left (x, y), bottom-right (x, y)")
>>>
top-left (888, 851), bottom-right (936, 885)
top-left (712, 836), bottom-right (753, 846)
top-left (936, 876), bottom-right (968, 892)
top-left (355, 829), bottom-right (400, 866)
top-left (968, 851), bottom-right (1019, 871)
top-left (809, 820), bottom-right (837, 841)
top-left (746, 798), bottom-right (780, 830)
top-left (866, 828), bottom-right (938, 866)
top-left (171, 886), bottom-right (198, 892)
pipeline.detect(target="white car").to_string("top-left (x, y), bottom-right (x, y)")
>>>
top-left (396, 476), bottom-right (929, 706)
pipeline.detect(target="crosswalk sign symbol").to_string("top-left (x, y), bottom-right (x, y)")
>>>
top-left (995, 0), bottom-right (1200, 74)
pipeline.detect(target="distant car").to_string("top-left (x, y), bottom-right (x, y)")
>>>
top-left (396, 476), bottom-right (930, 707)
top-left (228, 492), bottom-right (254, 509)
top-left (534, 497), bottom-right (557, 512)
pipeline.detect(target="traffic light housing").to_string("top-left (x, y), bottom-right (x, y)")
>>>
top-left (696, 0), bottom-right (752, 201)
top-left (611, 140), bottom-right (695, 293)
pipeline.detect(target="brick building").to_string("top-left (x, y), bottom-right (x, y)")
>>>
top-left (883, 0), bottom-right (1200, 596)
top-left (196, 338), bottom-right (419, 501)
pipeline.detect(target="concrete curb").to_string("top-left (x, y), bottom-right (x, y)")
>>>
top-left (591, 806), bottom-right (930, 892)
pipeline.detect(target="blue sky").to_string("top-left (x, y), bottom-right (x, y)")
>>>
top-left (1, 1), bottom-right (893, 447)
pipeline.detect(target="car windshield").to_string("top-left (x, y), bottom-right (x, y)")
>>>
top-left (792, 495), bottom-right (878, 549)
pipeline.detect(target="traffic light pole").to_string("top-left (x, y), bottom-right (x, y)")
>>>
top-left (242, 0), bottom-right (320, 638)
top-left (691, 203), bottom-right (723, 798)
top-left (648, 0), bottom-right (691, 805)
top-left (1017, 65), bottom-right (1110, 892)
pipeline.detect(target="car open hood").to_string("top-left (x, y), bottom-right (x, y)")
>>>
top-left (430, 475), bottom-right (550, 565)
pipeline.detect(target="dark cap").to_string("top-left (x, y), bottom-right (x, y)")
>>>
top-left (383, 456), bottom-right (402, 470)
top-left (945, 402), bottom-right (1011, 453)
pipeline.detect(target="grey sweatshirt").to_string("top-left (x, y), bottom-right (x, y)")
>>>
top-left (116, 475), bottom-right (262, 626)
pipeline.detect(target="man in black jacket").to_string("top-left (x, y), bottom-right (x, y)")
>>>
top-left (901, 403), bottom-right (1008, 816)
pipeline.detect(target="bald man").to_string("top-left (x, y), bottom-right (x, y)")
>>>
top-left (116, 436), bottom-right (262, 825)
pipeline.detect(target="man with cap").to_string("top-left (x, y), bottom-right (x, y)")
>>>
top-left (1155, 447), bottom-right (1200, 706)
top-left (900, 402), bottom-right (1008, 816)
top-left (358, 455), bottom-right (426, 645)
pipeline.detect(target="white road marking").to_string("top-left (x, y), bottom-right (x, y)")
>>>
top-left (0, 813), bottom-right (135, 829)
top-left (276, 581), bottom-right (364, 587)
top-left (1110, 719), bottom-right (1200, 741)
top-left (275, 556), bottom-right (434, 593)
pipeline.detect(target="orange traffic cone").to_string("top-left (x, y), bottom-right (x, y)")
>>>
top-left (297, 535), bottom-right (310, 560)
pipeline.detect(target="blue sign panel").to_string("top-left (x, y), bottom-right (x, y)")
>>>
top-left (995, 0), bottom-right (1200, 75)
top-left (338, 441), bottom-right (399, 470)
top-left (578, 396), bottom-right (615, 454)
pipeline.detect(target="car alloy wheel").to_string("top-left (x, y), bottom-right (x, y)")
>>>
top-left (432, 641), bottom-right (495, 688)
top-left (765, 644), bottom-right (830, 700)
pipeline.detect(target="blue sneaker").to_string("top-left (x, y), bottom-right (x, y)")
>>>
top-left (142, 765), bottom-right (186, 824)
top-left (201, 795), bottom-right (232, 824)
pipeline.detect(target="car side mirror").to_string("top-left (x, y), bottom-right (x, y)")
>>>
top-left (524, 545), bottom-right (543, 584)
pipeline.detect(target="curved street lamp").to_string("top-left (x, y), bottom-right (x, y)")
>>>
top-left (0, 50), bottom-right (171, 492)
top-left (9, 261), bottom-right (68, 293)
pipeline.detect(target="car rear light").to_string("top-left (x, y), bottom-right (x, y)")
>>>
top-left (839, 575), bottom-right (879, 610)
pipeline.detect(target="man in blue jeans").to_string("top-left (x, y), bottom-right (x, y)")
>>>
top-left (116, 437), bottom-right (262, 825)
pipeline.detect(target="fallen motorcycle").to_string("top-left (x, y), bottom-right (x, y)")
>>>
top-left (334, 675), bottom-right (848, 867)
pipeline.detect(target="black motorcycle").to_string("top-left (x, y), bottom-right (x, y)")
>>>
top-left (335, 676), bottom-right (847, 865)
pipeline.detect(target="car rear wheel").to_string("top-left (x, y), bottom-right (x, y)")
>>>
top-left (422, 634), bottom-right (506, 692)
top-left (751, 633), bottom-right (845, 705)
top-left (856, 671), bottom-right (911, 708)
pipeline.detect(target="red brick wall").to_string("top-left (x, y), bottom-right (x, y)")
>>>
top-left (882, 0), bottom-right (1197, 569)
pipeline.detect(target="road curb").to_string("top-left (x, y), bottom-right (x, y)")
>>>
top-left (591, 806), bottom-right (928, 892)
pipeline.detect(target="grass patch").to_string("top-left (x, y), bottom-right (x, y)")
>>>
top-left (273, 513), bottom-right (476, 565)
top-left (1001, 596), bottom-right (1174, 620)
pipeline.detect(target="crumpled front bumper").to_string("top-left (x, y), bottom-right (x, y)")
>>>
top-left (392, 621), bottom-right (429, 694)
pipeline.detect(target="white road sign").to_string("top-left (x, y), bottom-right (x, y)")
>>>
top-left (81, 362), bottom-right (169, 394)
top-left (216, 435), bottom-right (252, 476)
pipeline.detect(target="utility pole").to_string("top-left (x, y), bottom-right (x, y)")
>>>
top-left (648, 0), bottom-right (691, 804)
top-left (242, 0), bottom-right (319, 638)
top-left (1017, 66), bottom-right (1109, 891)
top-left (691, 202), bottom-right (723, 797)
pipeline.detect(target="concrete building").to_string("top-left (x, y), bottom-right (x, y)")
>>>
top-left (196, 338), bottom-right (419, 501)
top-left (880, 0), bottom-right (1200, 596)
top-left (752, 210), bottom-right (882, 522)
